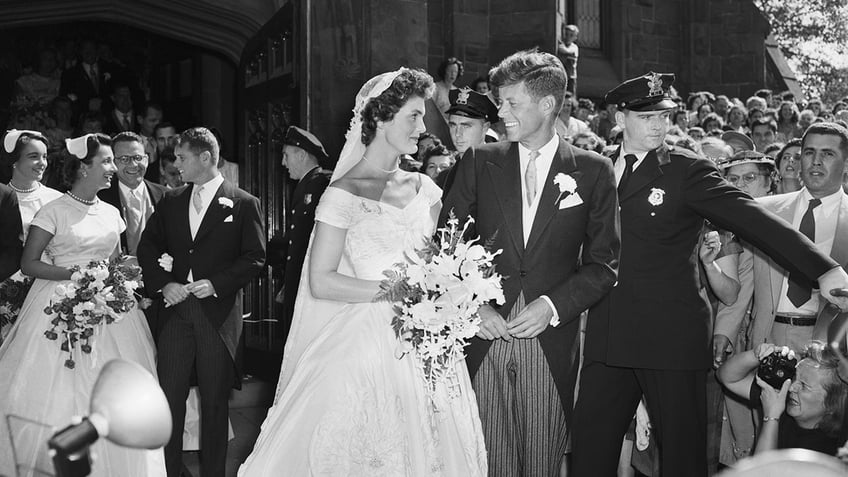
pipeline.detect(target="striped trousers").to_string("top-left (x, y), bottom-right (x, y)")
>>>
top-left (472, 293), bottom-right (569, 477)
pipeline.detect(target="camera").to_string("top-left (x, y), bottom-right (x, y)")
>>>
top-left (757, 348), bottom-right (797, 389)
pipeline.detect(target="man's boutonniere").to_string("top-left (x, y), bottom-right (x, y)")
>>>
top-left (553, 173), bottom-right (578, 204)
top-left (218, 197), bottom-right (233, 208)
top-left (648, 188), bottom-right (665, 206)
top-left (103, 72), bottom-right (111, 82)
top-left (158, 253), bottom-right (173, 272)
top-left (304, 193), bottom-right (313, 205)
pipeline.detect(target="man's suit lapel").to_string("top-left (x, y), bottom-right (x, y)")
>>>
top-left (194, 180), bottom-right (233, 244)
top-left (486, 143), bottom-right (523, 256)
top-left (526, 138), bottom-right (578, 252)
top-left (829, 193), bottom-right (848, 267)
top-left (174, 186), bottom-right (194, 244)
top-left (767, 192), bottom-right (801, 306)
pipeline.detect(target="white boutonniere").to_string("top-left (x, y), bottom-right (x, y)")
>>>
top-left (648, 188), bottom-right (665, 206)
top-left (304, 193), bottom-right (313, 205)
top-left (218, 197), bottom-right (233, 208)
top-left (158, 253), bottom-right (173, 272)
top-left (553, 173), bottom-right (578, 204)
top-left (104, 72), bottom-right (111, 82)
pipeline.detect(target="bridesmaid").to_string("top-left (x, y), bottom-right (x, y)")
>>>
top-left (1, 130), bottom-right (63, 342)
top-left (4, 130), bottom-right (64, 239)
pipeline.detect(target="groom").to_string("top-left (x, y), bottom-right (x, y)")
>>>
top-left (138, 127), bottom-right (265, 477)
top-left (442, 49), bottom-right (620, 476)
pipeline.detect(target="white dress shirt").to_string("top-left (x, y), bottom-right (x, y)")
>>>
top-left (517, 133), bottom-right (562, 326)
top-left (775, 188), bottom-right (843, 316)
top-left (614, 149), bottom-right (650, 186)
top-left (188, 174), bottom-right (225, 282)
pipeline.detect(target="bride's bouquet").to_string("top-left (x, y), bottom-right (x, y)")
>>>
top-left (379, 212), bottom-right (505, 403)
top-left (0, 274), bottom-right (34, 333)
top-left (43, 256), bottom-right (143, 369)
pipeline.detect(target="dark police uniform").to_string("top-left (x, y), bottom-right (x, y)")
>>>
top-left (268, 127), bottom-right (331, 342)
top-left (571, 72), bottom-right (839, 477)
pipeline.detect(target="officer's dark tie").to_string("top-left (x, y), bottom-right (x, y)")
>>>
top-left (787, 198), bottom-right (822, 307)
top-left (618, 154), bottom-right (638, 194)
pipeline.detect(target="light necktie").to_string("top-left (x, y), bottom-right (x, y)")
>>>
top-left (126, 189), bottom-right (142, 254)
top-left (525, 150), bottom-right (539, 206)
top-left (121, 113), bottom-right (130, 131)
top-left (618, 154), bottom-right (638, 195)
top-left (787, 198), bottom-right (822, 307)
top-left (192, 185), bottom-right (204, 214)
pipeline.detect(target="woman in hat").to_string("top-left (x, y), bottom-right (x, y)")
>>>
top-left (709, 150), bottom-right (780, 467)
top-left (239, 68), bottom-right (486, 476)
top-left (0, 130), bottom-right (63, 342)
top-left (0, 134), bottom-right (164, 477)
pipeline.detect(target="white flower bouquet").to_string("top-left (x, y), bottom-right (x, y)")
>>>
top-left (43, 256), bottom-right (144, 369)
top-left (378, 212), bottom-right (505, 403)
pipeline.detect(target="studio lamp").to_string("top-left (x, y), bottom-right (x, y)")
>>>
top-left (47, 359), bottom-right (172, 477)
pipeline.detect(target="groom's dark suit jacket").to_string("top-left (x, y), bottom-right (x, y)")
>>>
top-left (137, 179), bottom-right (266, 371)
top-left (442, 137), bottom-right (620, 415)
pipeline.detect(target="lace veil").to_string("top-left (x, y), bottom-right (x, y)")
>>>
top-left (274, 68), bottom-right (405, 401)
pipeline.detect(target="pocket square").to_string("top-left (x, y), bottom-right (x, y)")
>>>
top-left (558, 193), bottom-right (583, 210)
top-left (224, 215), bottom-right (234, 223)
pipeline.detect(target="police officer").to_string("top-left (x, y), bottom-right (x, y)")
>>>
top-left (439, 87), bottom-right (499, 193)
top-left (447, 87), bottom-right (499, 156)
top-left (269, 126), bottom-right (331, 342)
top-left (571, 72), bottom-right (848, 476)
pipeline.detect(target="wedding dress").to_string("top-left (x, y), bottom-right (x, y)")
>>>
top-left (0, 195), bottom-right (165, 477)
top-left (238, 176), bottom-right (487, 476)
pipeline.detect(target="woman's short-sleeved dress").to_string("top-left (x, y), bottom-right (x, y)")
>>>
top-left (0, 195), bottom-right (164, 477)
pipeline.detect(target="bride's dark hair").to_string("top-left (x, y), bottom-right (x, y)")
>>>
top-left (360, 69), bottom-right (434, 146)
top-left (62, 133), bottom-right (112, 187)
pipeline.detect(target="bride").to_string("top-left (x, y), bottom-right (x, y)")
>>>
top-left (239, 68), bottom-right (487, 475)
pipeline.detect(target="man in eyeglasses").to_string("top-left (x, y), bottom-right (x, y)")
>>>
top-left (99, 131), bottom-right (168, 339)
top-left (99, 131), bottom-right (167, 256)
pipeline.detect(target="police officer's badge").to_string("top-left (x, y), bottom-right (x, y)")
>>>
top-left (305, 193), bottom-right (313, 205)
top-left (647, 72), bottom-right (663, 96)
top-left (457, 88), bottom-right (471, 105)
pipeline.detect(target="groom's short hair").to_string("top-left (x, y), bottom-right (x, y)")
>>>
top-left (177, 127), bottom-right (220, 165)
top-left (489, 48), bottom-right (567, 116)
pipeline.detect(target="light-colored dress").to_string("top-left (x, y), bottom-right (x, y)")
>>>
top-left (15, 184), bottom-right (64, 242)
top-left (0, 184), bottom-right (63, 342)
top-left (0, 195), bottom-right (165, 477)
top-left (238, 176), bottom-right (487, 476)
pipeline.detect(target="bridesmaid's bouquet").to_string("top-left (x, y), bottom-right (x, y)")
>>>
top-left (378, 212), bottom-right (505, 403)
top-left (43, 255), bottom-right (144, 369)
top-left (0, 274), bottom-right (34, 333)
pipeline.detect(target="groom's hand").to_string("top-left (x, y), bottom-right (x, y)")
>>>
top-left (162, 282), bottom-right (189, 307)
top-left (508, 298), bottom-right (553, 339)
top-left (476, 304), bottom-right (511, 341)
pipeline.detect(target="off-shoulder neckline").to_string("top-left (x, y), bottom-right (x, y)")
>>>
top-left (326, 174), bottom-right (430, 212)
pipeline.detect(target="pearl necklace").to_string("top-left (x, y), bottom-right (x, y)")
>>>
top-left (66, 191), bottom-right (98, 206)
top-left (362, 155), bottom-right (400, 174)
top-left (9, 181), bottom-right (39, 194)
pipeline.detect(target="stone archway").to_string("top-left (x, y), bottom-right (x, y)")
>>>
top-left (0, 0), bottom-right (280, 63)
